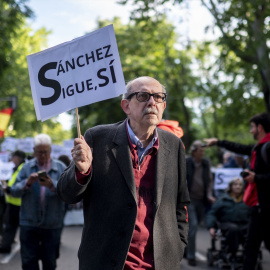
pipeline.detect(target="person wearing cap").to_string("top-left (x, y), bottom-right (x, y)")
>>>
top-left (0, 150), bottom-right (25, 253)
top-left (57, 76), bottom-right (190, 270)
top-left (185, 140), bottom-right (215, 266)
top-left (10, 134), bottom-right (66, 270)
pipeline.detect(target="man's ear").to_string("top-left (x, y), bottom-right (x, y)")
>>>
top-left (121, 99), bottom-right (131, 115)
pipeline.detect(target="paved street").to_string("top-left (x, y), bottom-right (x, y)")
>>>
top-left (1, 225), bottom-right (270, 269)
top-left (0, 226), bottom-right (81, 270)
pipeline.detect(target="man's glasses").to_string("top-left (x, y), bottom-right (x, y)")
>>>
top-left (35, 150), bottom-right (50, 155)
top-left (126, 92), bottom-right (167, 103)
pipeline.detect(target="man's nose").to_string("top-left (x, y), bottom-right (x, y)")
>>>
top-left (147, 96), bottom-right (156, 105)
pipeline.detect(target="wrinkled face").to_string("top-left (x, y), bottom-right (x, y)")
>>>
top-left (192, 146), bottom-right (205, 161)
top-left (34, 144), bottom-right (51, 165)
top-left (121, 77), bottom-right (166, 129)
top-left (231, 179), bottom-right (243, 195)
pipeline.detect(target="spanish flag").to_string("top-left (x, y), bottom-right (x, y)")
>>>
top-left (0, 108), bottom-right (13, 138)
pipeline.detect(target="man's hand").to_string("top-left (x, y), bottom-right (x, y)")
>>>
top-left (209, 228), bottom-right (216, 239)
top-left (72, 135), bottom-right (93, 174)
top-left (208, 195), bottom-right (216, 204)
top-left (26, 173), bottom-right (38, 186)
top-left (38, 174), bottom-right (54, 189)
top-left (204, 138), bottom-right (218, 147)
top-left (242, 170), bottom-right (255, 183)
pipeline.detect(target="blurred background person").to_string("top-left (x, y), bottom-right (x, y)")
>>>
top-left (222, 151), bottom-right (248, 169)
top-left (185, 140), bottom-right (215, 266)
top-left (10, 134), bottom-right (66, 270)
top-left (204, 112), bottom-right (270, 270)
top-left (58, 155), bottom-right (71, 167)
top-left (0, 150), bottom-right (25, 253)
top-left (206, 177), bottom-right (249, 261)
top-left (222, 151), bottom-right (239, 168)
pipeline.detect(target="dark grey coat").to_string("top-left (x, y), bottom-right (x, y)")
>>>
top-left (57, 120), bottom-right (190, 270)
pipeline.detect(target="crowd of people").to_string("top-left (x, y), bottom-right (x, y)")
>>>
top-left (0, 76), bottom-right (269, 270)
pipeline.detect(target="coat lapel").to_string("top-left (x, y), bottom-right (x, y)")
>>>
top-left (111, 121), bottom-right (137, 202)
top-left (155, 130), bottom-right (171, 208)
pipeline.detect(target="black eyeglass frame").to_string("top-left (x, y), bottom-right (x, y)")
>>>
top-left (126, 91), bottom-right (167, 103)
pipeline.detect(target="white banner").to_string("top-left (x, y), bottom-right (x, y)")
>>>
top-left (1, 137), bottom-right (18, 152)
top-left (27, 24), bottom-right (126, 121)
top-left (17, 137), bottom-right (34, 153)
top-left (213, 168), bottom-right (243, 190)
top-left (0, 152), bottom-right (10, 163)
top-left (51, 144), bottom-right (72, 160)
top-left (0, 161), bottom-right (14, 180)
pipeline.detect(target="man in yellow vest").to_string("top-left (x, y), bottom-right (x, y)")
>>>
top-left (0, 150), bottom-right (25, 253)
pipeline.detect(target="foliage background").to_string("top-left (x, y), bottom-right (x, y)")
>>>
top-left (1, 0), bottom-right (269, 164)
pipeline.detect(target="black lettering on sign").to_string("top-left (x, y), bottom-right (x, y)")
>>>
top-left (109, 60), bottom-right (116, 83)
top-left (217, 173), bottom-right (224, 185)
top-left (103, 45), bottom-right (113, 58)
top-left (96, 48), bottom-right (103, 61)
top-left (38, 62), bottom-right (61, 106)
top-left (97, 68), bottom-right (109, 87)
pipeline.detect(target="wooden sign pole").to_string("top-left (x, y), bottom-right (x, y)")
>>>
top-left (76, 108), bottom-right (81, 138)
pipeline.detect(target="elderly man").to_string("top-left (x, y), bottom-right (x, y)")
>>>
top-left (11, 134), bottom-right (66, 270)
top-left (57, 76), bottom-right (190, 270)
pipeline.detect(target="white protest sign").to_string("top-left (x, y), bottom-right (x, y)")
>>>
top-left (63, 139), bottom-right (74, 150)
top-left (27, 24), bottom-right (126, 121)
top-left (1, 137), bottom-right (18, 152)
top-left (50, 144), bottom-right (72, 160)
top-left (213, 168), bottom-right (243, 190)
top-left (17, 137), bottom-right (34, 153)
top-left (0, 161), bottom-right (14, 180)
top-left (0, 152), bottom-right (10, 163)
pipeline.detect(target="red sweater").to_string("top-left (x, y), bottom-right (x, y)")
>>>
top-left (76, 134), bottom-right (159, 269)
top-left (124, 139), bottom-right (158, 270)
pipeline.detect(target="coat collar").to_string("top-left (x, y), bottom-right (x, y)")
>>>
top-left (110, 120), bottom-right (171, 207)
top-left (155, 129), bottom-right (171, 207)
top-left (111, 120), bottom-right (137, 202)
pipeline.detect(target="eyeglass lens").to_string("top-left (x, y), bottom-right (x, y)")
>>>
top-left (136, 92), bottom-right (166, 103)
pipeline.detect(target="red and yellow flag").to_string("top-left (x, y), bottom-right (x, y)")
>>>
top-left (0, 108), bottom-right (13, 138)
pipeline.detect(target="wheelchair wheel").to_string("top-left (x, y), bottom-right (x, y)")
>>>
top-left (207, 249), bottom-right (215, 266)
top-left (217, 259), bottom-right (224, 269)
top-left (255, 261), bottom-right (263, 270)
top-left (255, 249), bottom-right (263, 270)
top-left (230, 261), bottom-right (236, 270)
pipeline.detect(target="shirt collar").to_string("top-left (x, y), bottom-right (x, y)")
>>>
top-left (126, 120), bottom-right (159, 152)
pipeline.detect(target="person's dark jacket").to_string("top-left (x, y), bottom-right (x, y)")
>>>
top-left (217, 139), bottom-right (270, 209)
top-left (57, 120), bottom-right (190, 270)
top-left (206, 192), bottom-right (249, 229)
top-left (186, 156), bottom-right (212, 204)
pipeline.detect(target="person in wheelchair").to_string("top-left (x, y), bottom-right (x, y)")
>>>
top-left (206, 177), bottom-right (249, 262)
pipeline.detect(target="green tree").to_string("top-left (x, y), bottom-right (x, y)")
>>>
top-left (1, 22), bottom-right (71, 143)
top-left (72, 17), bottom-right (199, 148)
top-left (0, 0), bottom-right (33, 81)
top-left (119, 0), bottom-right (270, 112)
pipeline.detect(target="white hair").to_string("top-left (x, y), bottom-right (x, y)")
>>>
top-left (34, 134), bottom-right (52, 146)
